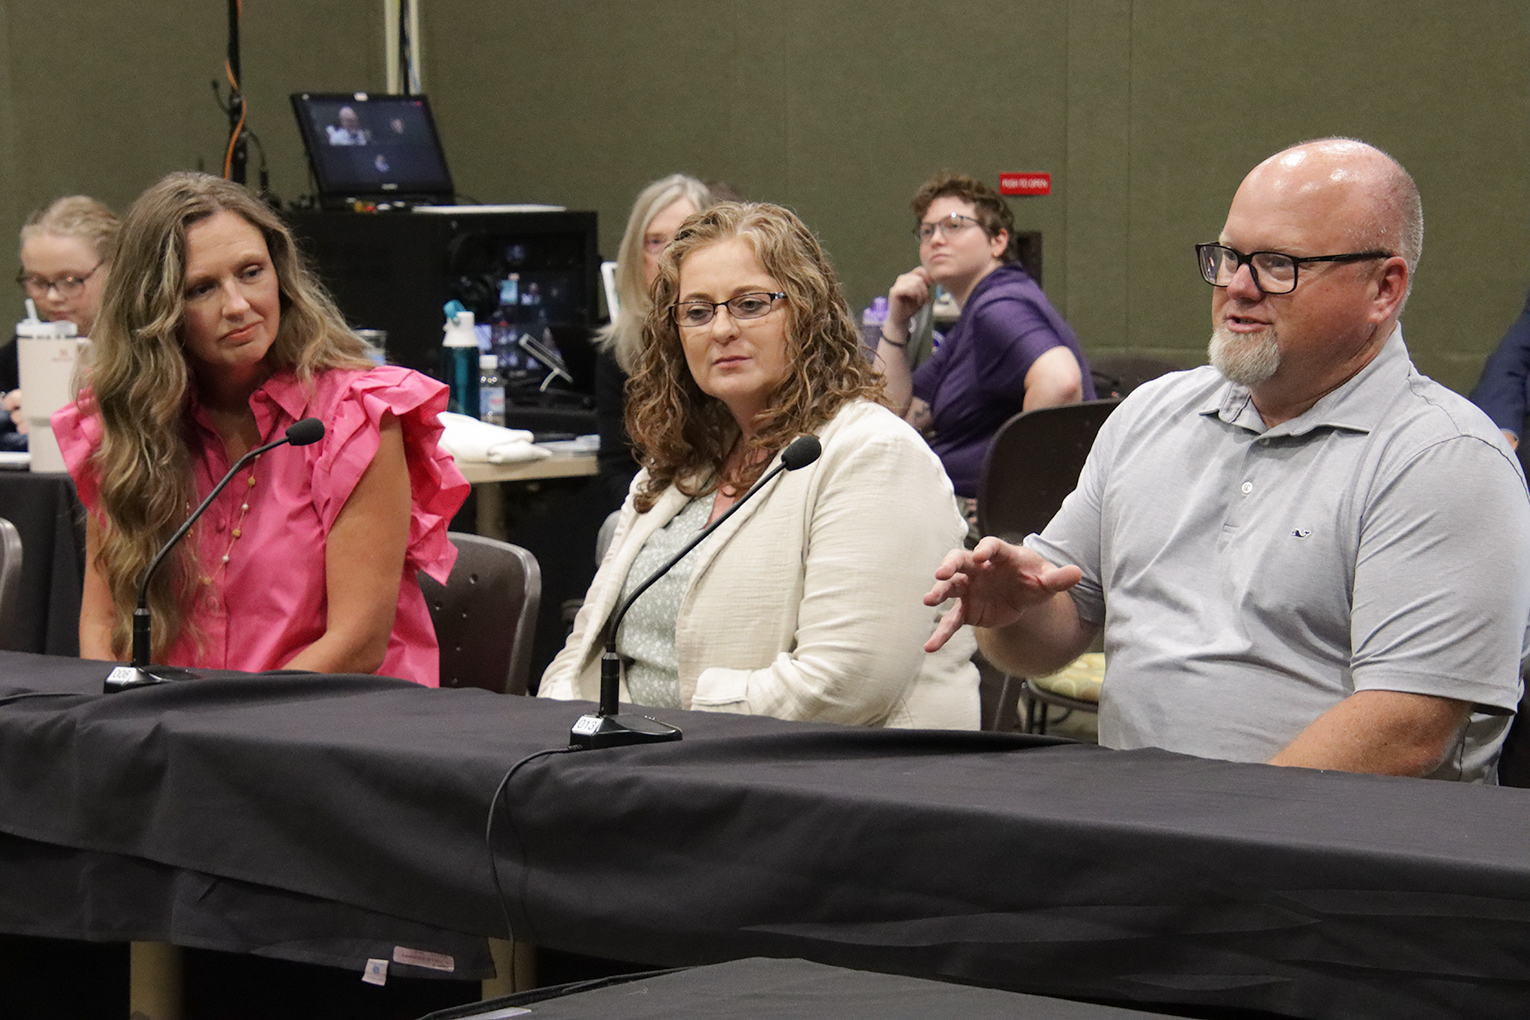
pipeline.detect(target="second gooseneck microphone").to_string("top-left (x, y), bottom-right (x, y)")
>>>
top-left (105, 416), bottom-right (327, 693)
top-left (569, 434), bottom-right (823, 750)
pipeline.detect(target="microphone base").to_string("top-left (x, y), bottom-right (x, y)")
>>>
top-left (569, 712), bottom-right (682, 750)
top-left (104, 664), bottom-right (204, 694)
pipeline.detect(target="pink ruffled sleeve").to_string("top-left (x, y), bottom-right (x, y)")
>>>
top-left (51, 397), bottom-right (105, 515)
top-left (308, 366), bottom-right (470, 584)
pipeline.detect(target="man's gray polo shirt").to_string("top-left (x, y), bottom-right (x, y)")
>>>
top-left (1028, 329), bottom-right (1530, 781)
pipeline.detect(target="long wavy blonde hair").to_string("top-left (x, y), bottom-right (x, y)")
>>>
top-left (81, 171), bottom-right (375, 659)
top-left (626, 202), bottom-right (885, 512)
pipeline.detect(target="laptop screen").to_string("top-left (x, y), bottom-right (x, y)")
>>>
top-left (290, 92), bottom-right (454, 207)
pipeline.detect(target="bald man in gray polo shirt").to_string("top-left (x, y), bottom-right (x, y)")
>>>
top-left (925, 139), bottom-right (1530, 782)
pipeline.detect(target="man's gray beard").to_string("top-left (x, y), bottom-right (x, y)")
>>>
top-left (1208, 323), bottom-right (1280, 387)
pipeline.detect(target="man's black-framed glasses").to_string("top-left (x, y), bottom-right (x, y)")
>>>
top-left (672, 291), bottom-right (786, 327)
top-left (1196, 243), bottom-right (1392, 296)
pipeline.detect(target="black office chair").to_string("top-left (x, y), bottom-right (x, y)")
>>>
top-left (421, 533), bottom-right (541, 695)
top-left (561, 509), bottom-right (621, 634)
top-left (1089, 354), bottom-right (1184, 400)
top-left (979, 399), bottom-right (1121, 544)
top-left (976, 399), bottom-right (1121, 733)
top-left (0, 517), bottom-right (21, 652)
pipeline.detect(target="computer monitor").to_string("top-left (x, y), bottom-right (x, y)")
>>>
top-left (290, 92), bottom-right (454, 208)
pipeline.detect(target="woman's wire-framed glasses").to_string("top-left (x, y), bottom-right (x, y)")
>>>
top-left (672, 291), bottom-right (786, 327)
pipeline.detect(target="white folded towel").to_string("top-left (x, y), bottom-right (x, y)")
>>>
top-left (437, 412), bottom-right (551, 464)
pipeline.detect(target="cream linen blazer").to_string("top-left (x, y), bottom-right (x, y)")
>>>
top-left (540, 400), bottom-right (979, 728)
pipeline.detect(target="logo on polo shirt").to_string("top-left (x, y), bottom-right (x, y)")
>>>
top-left (1291, 529), bottom-right (1312, 538)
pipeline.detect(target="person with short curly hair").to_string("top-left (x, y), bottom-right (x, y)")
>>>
top-left (542, 202), bottom-right (978, 727)
top-left (876, 170), bottom-right (1093, 499)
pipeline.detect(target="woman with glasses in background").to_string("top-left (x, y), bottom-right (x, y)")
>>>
top-left (874, 171), bottom-right (1093, 504)
top-left (543, 202), bottom-right (979, 728)
top-left (5, 196), bottom-right (119, 449)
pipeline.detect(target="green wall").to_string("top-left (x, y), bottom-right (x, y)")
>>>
top-left (4, 1), bottom-right (1527, 393)
top-left (0, 0), bottom-right (379, 262)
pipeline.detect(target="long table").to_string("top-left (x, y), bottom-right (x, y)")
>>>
top-left (1, 651), bottom-right (1528, 1019)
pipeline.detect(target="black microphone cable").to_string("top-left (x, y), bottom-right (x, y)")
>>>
top-left (483, 744), bottom-right (574, 973)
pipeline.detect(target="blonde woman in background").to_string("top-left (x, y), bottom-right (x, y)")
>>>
top-left (5, 196), bottom-right (119, 447)
top-left (593, 174), bottom-right (716, 508)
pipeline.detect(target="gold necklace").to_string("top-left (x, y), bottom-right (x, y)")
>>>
top-left (190, 456), bottom-right (259, 584)
top-left (219, 463), bottom-right (258, 568)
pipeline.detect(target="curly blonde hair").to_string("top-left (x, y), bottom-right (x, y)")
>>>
top-left (81, 171), bottom-right (375, 659)
top-left (626, 202), bottom-right (885, 512)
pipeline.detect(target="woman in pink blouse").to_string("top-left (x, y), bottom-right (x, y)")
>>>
top-left (54, 172), bottom-right (469, 684)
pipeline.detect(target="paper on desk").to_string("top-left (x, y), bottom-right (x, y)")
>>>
top-left (436, 412), bottom-right (551, 464)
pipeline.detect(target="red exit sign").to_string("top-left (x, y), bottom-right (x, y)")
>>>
top-left (1000, 172), bottom-right (1051, 196)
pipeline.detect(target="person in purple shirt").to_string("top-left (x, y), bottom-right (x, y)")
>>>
top-left (875, 172), bottom-right (1093, 499)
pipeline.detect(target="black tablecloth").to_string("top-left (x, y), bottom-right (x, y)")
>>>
top-left (0, 471), bottom-right (84, 655)
top-left (0, 651), bottom-right (1527, 1019)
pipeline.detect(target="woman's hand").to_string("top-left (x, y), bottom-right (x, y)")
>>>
top-left (883, 267), bottom-right (933, 343)
top-left (4, 390), bottom-right (26, 433)
top-left (875, 268), bottom-right (933, 416)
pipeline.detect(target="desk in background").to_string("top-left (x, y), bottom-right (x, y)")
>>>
top-left (0, 651), bottom-right (1527, 1020)
top-left (454, 452), bottom-right (598, 539)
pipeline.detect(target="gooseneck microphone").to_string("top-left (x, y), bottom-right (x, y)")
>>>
top-left (104, 417), bottom-right (327, 693)
top-left (570, 434), bottom-right (823, 749)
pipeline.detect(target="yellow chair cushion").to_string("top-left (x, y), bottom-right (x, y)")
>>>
top-left (1031, 652), bottom-right (1105, 703)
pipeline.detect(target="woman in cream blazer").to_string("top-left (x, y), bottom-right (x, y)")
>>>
top-left (539, 202), bottom-right (978, 728)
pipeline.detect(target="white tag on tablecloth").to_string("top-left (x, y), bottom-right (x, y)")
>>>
top-left (393, 945), bottom-right (456, 972)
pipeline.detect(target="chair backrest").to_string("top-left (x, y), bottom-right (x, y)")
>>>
top-left (0, 517), bottom-right (21, 652)
top-left (419, 533), bottom-right (541, 695)
top-left (978, 399), bottom-right (1121, 543)
top-left (595, 509), bottom-right (621, 566)
top-left (1089, 355), bottom-right (1183, 400)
